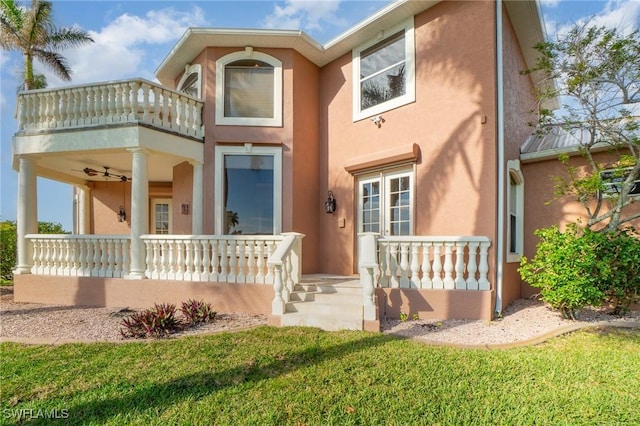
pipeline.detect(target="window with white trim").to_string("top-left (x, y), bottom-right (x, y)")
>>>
top-left (215, 51), bottom-right (283, 127)
top-left (507, 160), bottom-right (524, 262)
top-left (600, 167), bottom-right (640, 198)
top-left (214, 145), bottom-right (282, 235)
top-left (352, 18), bottom-right (415, 121)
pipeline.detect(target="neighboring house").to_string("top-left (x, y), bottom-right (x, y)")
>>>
top-left (10, 0), bottom-right (564, 331)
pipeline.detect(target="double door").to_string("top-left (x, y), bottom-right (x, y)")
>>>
top-left (358, 169), bottom-right (413, 236)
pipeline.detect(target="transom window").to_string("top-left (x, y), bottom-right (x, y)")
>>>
top-left (216, 51), bottom-right (283, 127)
top-left (352, 18), bottom-right (415, 121)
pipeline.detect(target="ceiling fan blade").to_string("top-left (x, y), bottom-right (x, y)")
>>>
top-left (82, 167), bottom-right (99, 176)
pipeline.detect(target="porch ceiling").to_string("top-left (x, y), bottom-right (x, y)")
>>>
top-left (13, 126), bottom-right (204, 186)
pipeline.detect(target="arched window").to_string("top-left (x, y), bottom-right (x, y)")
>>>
top-left (215, 50), bottom-right (282, 127)
top-left (177, 64), bottom-right (201, 98)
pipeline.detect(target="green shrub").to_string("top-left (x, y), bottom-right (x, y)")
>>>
top-left (520, 224), bottom-right (640, 319)
top-left (0, 221), bottom-right (67, 282)
top-left (519, 224), bottom-right (606, 319)
top-left (599, 228), bottom-right (640, 314)
top-left (180, 299), bottom-right (216, 324)
top-left (120, 303), bottom-right (181, 338)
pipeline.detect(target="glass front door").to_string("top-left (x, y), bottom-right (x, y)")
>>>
top-left (150, 199), bottom-right (172, 234)
top-left (358, 169), bottom-right (413, 236)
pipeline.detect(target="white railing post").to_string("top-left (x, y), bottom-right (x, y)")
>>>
top-left (478, 241), bottom-right (490, 290)
top-left (358, 232), bottom-right (379, 322)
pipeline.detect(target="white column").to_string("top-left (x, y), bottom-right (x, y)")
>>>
top-left (191, 160), bottom-right (204, 235)
top-left (78, 185), bottom-right (91, 234)
top-left (15, 156), bottom-right (38, 274)
top-left (126, 148), bottom-right (149, 279)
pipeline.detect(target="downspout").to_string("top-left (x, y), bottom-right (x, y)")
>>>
top-left (495, 0), bottom-right (505, 314)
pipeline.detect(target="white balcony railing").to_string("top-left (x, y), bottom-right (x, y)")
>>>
top-left (359, 233), bottom-right (492, 320)
top-left (27, 234), bottom-right (131, 278)
top-left (140, 234), bottom-right (303, 286)
top-left (16, 78), bottom-right (204, 139)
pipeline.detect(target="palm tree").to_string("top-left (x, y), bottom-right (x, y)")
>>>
top-left (0, 0), bottom-right (93, 90)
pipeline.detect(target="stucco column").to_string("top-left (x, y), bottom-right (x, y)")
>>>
top-left (126, 148), bottom-right (149, 279)
top-left (78, 185), bottom-right (91, 234)
top-left (191, 160), bottom-right (204, 235)
top-left (14, 156), bottom-right (38, 274)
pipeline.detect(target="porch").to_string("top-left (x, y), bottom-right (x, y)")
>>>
top-left (14, 233), bottom-right (494, 330)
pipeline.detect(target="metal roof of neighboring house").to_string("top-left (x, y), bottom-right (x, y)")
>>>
top-left (156, 0), bottom-right (547, 90)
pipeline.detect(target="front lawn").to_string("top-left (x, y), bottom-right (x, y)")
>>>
top-left (1, 326), bottom-right (639, 425)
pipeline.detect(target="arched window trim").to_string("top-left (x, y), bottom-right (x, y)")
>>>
top-left (215, 50), bottom-right (283, 127)
top-left (177, 64), bottom-right (202, 99)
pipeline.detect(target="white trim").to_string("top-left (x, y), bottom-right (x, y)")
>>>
top-left (214, 145), bottom-right (282, 235)
top-left (215, 51), bottom-right (283, 127)
top-left (506, 160), bottom-right (524, 263)
top-left (352, 17), bottom-right (415, 122)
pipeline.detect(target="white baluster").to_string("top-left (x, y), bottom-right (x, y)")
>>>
top-left (399, 243), bottom-right (410, 288)
top-left (454, 242), bottom-right (467, 289)
top-left (466, 242), bottom-right (479, 290)
top-left (478, 242), bottom-right (490, 290)
top-left (151, 239), bottom-right (160, 279)
top-left (271, 263), bottom-right (285, 315)
top-left (420, 242), bottom-right (432, 288)
top-left (432, 244), bottom-right (443, 288)
top-left (227, 240), bottom-right (237, 283)
top-left (176, 240), bottom-right (185, 280)
top-left (265, 241), bottom-right (276, 284)
top-left (31, 239), bottom-right (39, 274)
top-left (57, 241), bottom-right (65, 276)
top-left (105, 239), bottom-right (114, 277)
top-left (255, 242), bottom-right (265, 284)
top-left (245, 241), bottom-right (255, 283)
top-left (378, 241), bottom-right (389, 288)
top-left (167, 240), bottom-right (176, 279)
top-left (114, 239), bottom-right (123, 278)
top-left (37, 239), bottom-right (45, 274)
top-left (192, 239), bottom-right (202, 281)
top-left (218, 240), bottom-right (228, 282)
top-left (388, 242), bottom-right (399, 288)
top-left (236, 241), bottom-right (246, 283)
top-left (122, 239), bottom-right (130, 276)
top-left (410, 243), bottom-right (420, 289)
top-left (99, 239), bottom-right (108, 277)
top-left (200, 240), bottom-right (210, 281)
top-left (183, 239), bottom-right (193, 280)
top-left (210, 239), bottom-right (220, 282)
top-left (443, 243), bottom-right (454, 289)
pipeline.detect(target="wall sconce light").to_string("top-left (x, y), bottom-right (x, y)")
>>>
top-left (325, 191), bottom-right (336, 214)
top-left (371, 115), bottom-right (385, 128)
top-left (117, 206), bottom-right (127, 222)
top-left (181, 203), bottom-right (190, 215)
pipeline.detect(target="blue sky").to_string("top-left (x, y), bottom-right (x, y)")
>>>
top-left (1, 0), bottom-right (639, 231)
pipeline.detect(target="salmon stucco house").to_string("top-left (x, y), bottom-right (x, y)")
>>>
top-left (11, 0), bottom-right (567, 331)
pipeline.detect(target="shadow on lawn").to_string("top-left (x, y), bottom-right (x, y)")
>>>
top-left (52, 330), bottom-right (398, 424)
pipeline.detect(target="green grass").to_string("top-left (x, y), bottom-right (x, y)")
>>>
top-left (1, 326), bottom-right (639, 425)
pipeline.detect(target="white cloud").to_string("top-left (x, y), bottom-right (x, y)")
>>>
top-left (539, 0), bottom-right (561, 7)
top-left (551, 0), bottom-right (640, 37)
top-left (39, 6), bottom-right (207, 87)
top-left (263, 0), bottom-right (346, 32)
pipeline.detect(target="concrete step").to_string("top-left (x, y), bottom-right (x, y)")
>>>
top-left (280, 312), bottom-right (363, 331)
top-left (281, 278), bottom-right (364, 331)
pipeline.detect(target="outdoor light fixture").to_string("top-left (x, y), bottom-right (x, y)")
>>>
top-left (371, 115), bottom-right (385, 128)
top-left (117, 206), bottom-right (126, 222)
top-left (325, 191), bottom-right (336, 214)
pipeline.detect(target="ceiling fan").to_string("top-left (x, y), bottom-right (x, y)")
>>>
top-left (76, 166), bottom-right (131, 181)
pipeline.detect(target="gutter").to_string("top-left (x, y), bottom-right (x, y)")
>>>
top-left (495, 0), bottom-right (505, 315)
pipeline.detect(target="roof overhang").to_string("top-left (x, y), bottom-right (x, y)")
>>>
top-left (156, 0), bottom-right (441, 85)
top-left (504, 0), bottom-right (559, 109)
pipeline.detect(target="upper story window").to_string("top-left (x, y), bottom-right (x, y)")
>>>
top-left (352, 18), bottom-right (415, 121)
top-left (216, 50), bottom-right (283, 127)
top-left (600, 167), bottom-right (640, 198)
top-left (177, 64), bottom-right (202, 99)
